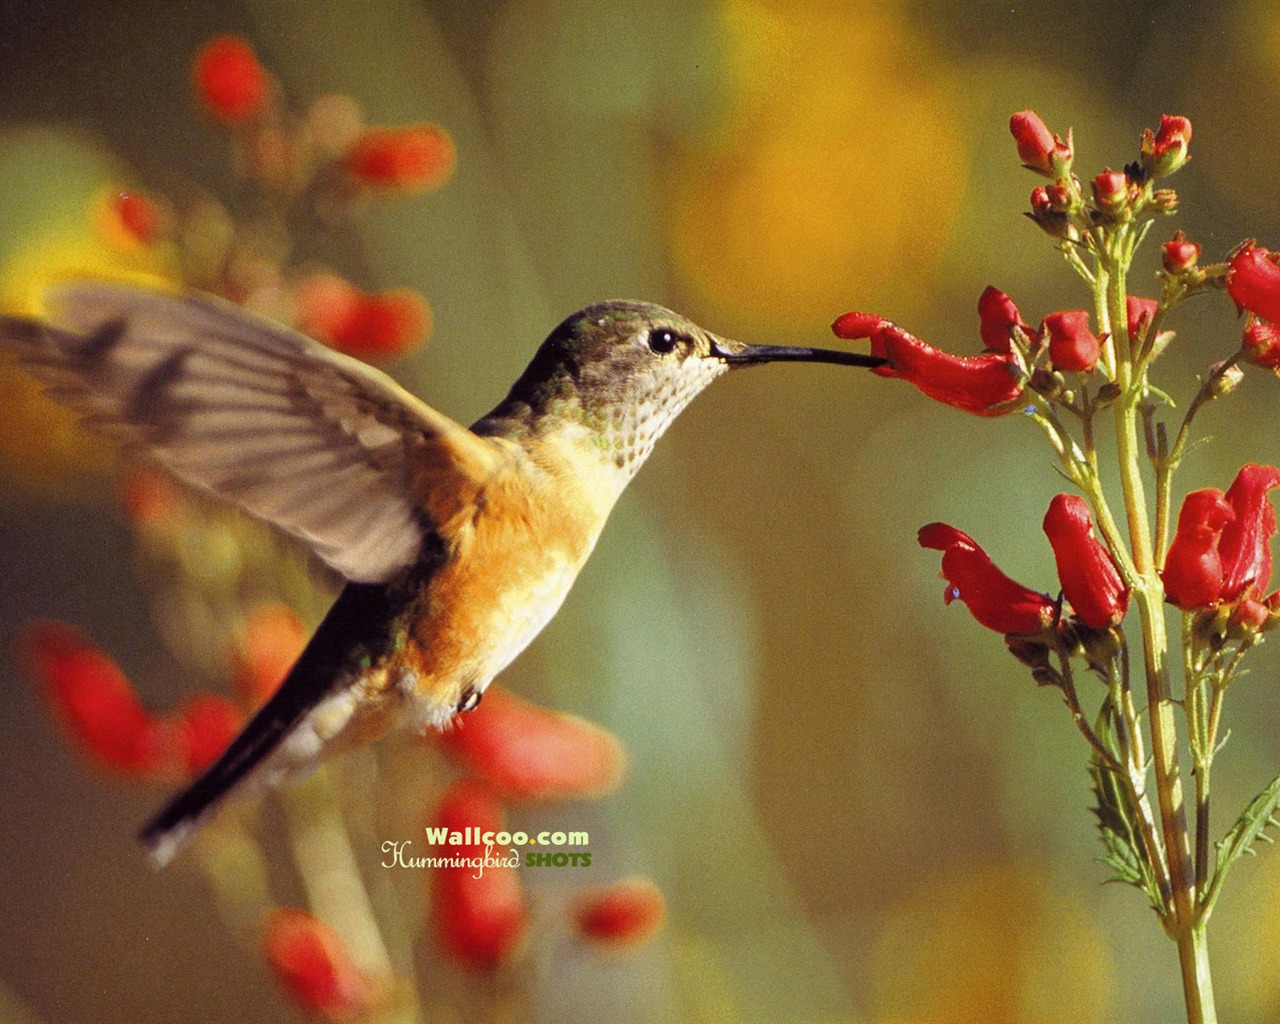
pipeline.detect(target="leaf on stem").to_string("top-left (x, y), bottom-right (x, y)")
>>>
top-left (1211, 771), bottom-right (1280, 907)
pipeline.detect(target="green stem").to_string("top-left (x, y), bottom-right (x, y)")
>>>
top-left (1178, 927), bottom-right (1217, 1024)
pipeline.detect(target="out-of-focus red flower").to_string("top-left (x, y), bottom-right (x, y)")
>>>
top-left (1042, 310), bottom-right (1100, 372)
top-left (295, 273), bottom-right (431, 362)
top-left (1126, 296), bottom-right (1159, 344)
top-left (1162, 490), bottom-right (1236, 610)
top-left (832, 313), bottom-right (1024, 415)
top-left (918, 523), bottom-right (1055, 636)
top-left (1243, 320), bottom-right (1280, 369)
top-left (1141, 115), bottom-right (1193, 178)
top-left (1009, 110), bottom-right (1072, 176)
top-left (1162, 232), bottom-right (1200, 274)
top-left (19, 621), bottom-right (176, 778)
top-left (176, 694), bottom-right (244, 776)
top-left (263, 909), bottom-right (380, 1021)
top-left (234, 602), bottom-right (307, 709)
top-left (429, 781), bottom-right (527, 970)
top-left (1092, 169), bottom-right (1128, 214)
top-left (977, 287), bottom-right (1029, 353)
top-left (113, 190), bottom-right (160, 243)
top-left (344, 125), bottom-right (455, 191)
top-left (192, 35), bottom-right (269, 124)
top-left (1042, 495), bottom-right (1129, 628)
top-left (1218, 463), bottom-right (1280, 602)
top-left (434, 687), bottom-right (625, 803)
top-left (572, 877), bottom-right (666, 949)
top-left (121, 466), bottom-right (184, 525)
top-left (1228, 246), bottom-right (1280, 325)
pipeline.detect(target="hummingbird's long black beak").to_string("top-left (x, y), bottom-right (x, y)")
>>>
top-left (710, 336), bottom-right (885, 369)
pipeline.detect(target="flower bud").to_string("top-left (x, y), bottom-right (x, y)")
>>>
top-left (1126, 296), bottom-right (1159, 345)
top-left (1243, 321), bottom-right (1280, 369)
top-left (1092, 168), bottom-right (1129, 216)
top-left (1042, 310), bottom-right (1101, 373)
top-left (572, 878), bottom-right (666, 949)
top-left (1141, 115), bottom-right (1193, 178)
top-left (1162, 231), bottom-right (1201, 275)
top-left (344, 125), bottom-right (456, 192)
top-left (1009, 111), bottom-right (1072, 177)
top-left (192, 35), bottom-right (268, 124)
top-left (1208, 360), bottom-right (1245, 397)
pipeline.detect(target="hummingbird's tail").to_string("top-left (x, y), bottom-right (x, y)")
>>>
top-left (139, 581), bottom-right (403, 867)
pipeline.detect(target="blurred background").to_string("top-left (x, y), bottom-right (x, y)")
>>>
top-left (3, 0), bottom-right (1280, 1021)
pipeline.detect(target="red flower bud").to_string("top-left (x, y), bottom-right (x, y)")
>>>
top-left (344, 125), bottom-right (456, 191)
top-left (1042, 495), bottom-right (1129, 628)
top-left (192, 35), bottom-right (268, 124)
top-left (833, 314), bottom-right (1024, 415)
top-left (977, 287), bottom-right (1029, 353)
top-left (1243, 320), bottom-right (1280, 369)
top-left (1092, 169), bottom-right (1129, 215)
top-left (18, 622), bottom-right (175, 778)
top-left (296, 274), bottom-right (431, 362)
top-left (918, 523), bottom-right (1055, 636)
top-left (572, 877), bottom-right (666, 949)
top-left (1042, 310), bottom-right (1100, 372)
top-left (1162, 490), bottom-right (1235, 609)
top-left (112, 190), bottom-right (160, 243)
top-left (1162, 232), bottom-right (1201, 274)
top-left (1126, 296), bottom-right (1159, 344)
top-left (1141, 115), bottom-right (1192, 178)
top-left (263, 909), bottom-right (381, 1020)
top-left (175, 694), bottom-right (244, 776)
top-left (1218, 463), bottom-right (1280, 602)
top-left (429, 782), bottom-right (527, 970)
top-left (1009, 110), bottom-right (1072, 177)
top-left (1228, 246), bottom-right (1280, 325)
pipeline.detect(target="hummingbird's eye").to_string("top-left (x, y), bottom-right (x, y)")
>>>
top-left (647, 328), bottom-right (680, 355)
top-left (456, 686), bottom-right (482, 713)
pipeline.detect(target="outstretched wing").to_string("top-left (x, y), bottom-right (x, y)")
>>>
top-left (0, 281), bottom-right (505, 582)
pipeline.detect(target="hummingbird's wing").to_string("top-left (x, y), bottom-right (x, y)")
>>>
top-left (0, 282), bottom-right (506, 582)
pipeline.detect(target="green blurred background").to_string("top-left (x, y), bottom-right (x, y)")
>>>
top-left (3, 0), bottom-right (1280, 1021)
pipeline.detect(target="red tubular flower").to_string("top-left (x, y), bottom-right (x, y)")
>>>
top-left (344, 125), bottom-right (456, 191)
top-left (1126, 296), bottom-right (1159, 344)
top-left (572, 877), bottom-right (666, 949)
top-left (1243, 320), bottom-right (1280, 369)
top-left (1228, 246), bottom-right (1280, 325)
top-left (176, 694), bottom-right (244, 776)
top-left (1009, 110), bottom-right (1071, 176)
top-left (977, 287), bottom-right (1029, 353)
top-left (918, 523), bottom-right (1055, 635)
top-left (429, 781), bottom-right (527, 970)
top-left (192, 35), bottom-right (268, 124)
top-left (1218, 463), bottom-right (1280, 601)
top-left (1141, 115), bottom-right (1193, 177)
top-left (19, 622), bottom-right (175, 778)
top-left (263, 909), bottom-right (380, 1020)
top-left (1162, 232), bottom-right (1201, 274)
top-left (1042, 495), bottom-right (1129, 628)
top-left (1162, 490), bottom-right (1235, 610)
top-left (233, 603), bottom-right (307, 708)
top-left (832, 313), bottom-right (1024, 415)
top-left (296, 274), bottom-right (431, 362)
top-left (433, 687), bottom-right (625, 802)
top-left (1042, 310), bottom-right (1100, 372)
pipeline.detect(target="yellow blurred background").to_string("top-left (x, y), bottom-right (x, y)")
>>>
top-left (3, 1), bottom-right (1280, 1022)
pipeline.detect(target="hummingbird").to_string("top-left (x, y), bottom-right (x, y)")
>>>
top-left (0, 281), bottom-right (882, 866)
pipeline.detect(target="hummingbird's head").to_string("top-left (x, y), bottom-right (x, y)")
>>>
top-left (483, 300), bottom-right (882, 481)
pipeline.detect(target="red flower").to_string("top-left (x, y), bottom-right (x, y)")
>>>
top-left (1126, 296), bottom-right (1159, 344)
top-left (832, 313), bottom-right (1024, 416)
top-left (1141, 115), bottom-right (1193, 177)
top-left (1243, 320), bottom-right (1280, 369)
top-left (977, 287), bottom-right (1029, 353)
top-left (112, 190), bottom-right (160, 243)
top-left (1092, 169), bottom-right (1128, 215)
top-left (572, 877), bottom-right (666, 949)
top-left (263, 909), bottom-right (380, 1020)
top-left (295, 274), bottom-right (431, 362)
top-left (1042, 310), bottom-right (1100, 372)
top-left (176, 694), bottom-right (244, 776)
top-left (1162, 232), bottom-right (1201, 274)
top-left (429, 781), bottom-right (528, 970)
top-left (1228, 246), bottom-right (1280, 325)
top-left (1009, 110), bottom-right (1072, 176)
top-left (1162, 491), bottom-right (1237, 610)
top-left (1042, 495), bottom-right (1129, 628)
top-left (1218, 463), bottom-right (1280, 602)
top-left (192, 35), bottom-right (268, 124)
top-left (233, 603), bottom-right (307, 709)
top-left (19, 622), bottom-right (176, 779)
top-left (344, 125), bottom-right (456, 191)
top-left (433, 687), bottom-right (625, 803)
top-left (918, 523), bottom-right (1055, 636)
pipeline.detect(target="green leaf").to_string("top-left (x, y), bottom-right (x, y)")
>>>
top-left (1213, 772), bottom-right (1280, 899)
